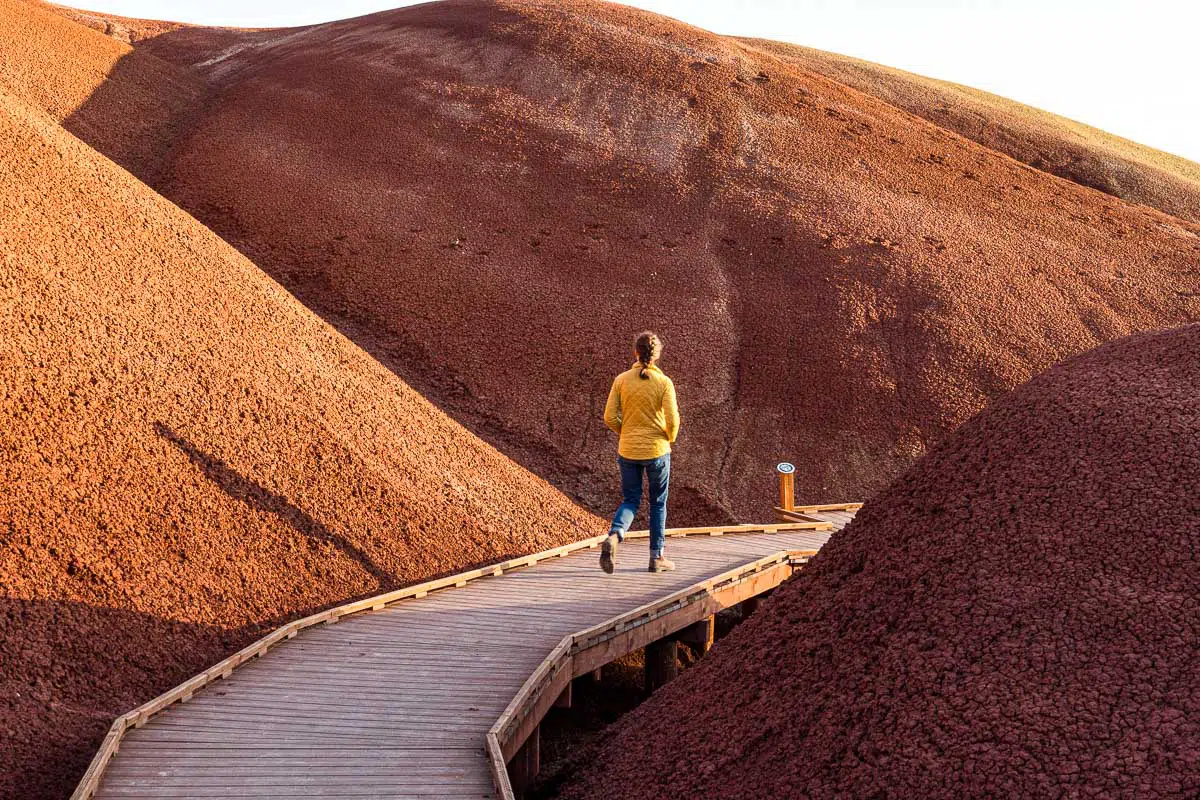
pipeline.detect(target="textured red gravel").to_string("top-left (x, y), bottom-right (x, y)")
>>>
top-left (561, 324), bottom-right (1200, 800)
top-left (63, 0), bottom-right (1199, 523)
top-left (1, 0), bottom-right (202, 180)
top-left (748, 39), bottom-right (1200, 225)
top-left (0, 12), bottom-right (597, 796)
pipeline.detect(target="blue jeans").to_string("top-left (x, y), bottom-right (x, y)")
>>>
top-left (609, 453), bottom-right (670, 557)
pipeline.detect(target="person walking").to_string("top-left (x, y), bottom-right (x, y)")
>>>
top-left (600, 331), bottom-right (680, 574)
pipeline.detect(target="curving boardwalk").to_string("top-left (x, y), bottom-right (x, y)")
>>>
top-left (86, 510), bottom-right (854, 799)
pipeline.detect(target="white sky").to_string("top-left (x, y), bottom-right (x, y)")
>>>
top-left (64, 0), bottom-right (1199, 162)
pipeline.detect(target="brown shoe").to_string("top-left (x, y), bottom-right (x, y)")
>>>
top-left (600, 534), bottom-right (618, 574)
top-left (648, 556), bottom-right (676, 573)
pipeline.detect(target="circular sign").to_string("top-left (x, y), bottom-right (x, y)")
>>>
top-left (776, 462), bottom-right (795, 474)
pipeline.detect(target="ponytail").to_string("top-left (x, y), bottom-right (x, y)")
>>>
top-left (634, 331), bottom-right (662, 380)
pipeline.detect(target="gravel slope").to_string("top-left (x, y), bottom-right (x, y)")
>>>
top-left (561, 324), bottom-right (1200, 799)
top-left (745, 38), bottom-right (1200, 224)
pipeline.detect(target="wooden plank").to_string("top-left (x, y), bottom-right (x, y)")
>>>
top-left (69, 717), bottom-right (128, 800)
top-left (174, 690), bottom-right (509, 709)
top-left (774, 507), bottom-right (827, 523)
top-left (100, 771), bottom-right (491, 784)
top-left (492, 638), bottom-right (571, 762)
top-left (660, 521), bottom-right (831, 536)
top-left (108, 752), bottom-right (483, 765)
top-left (97, 788), bottom-right (493, 799)
top-left (785, 501), bottom-right (863, 513)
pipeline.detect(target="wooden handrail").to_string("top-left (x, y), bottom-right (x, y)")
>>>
top-left (69, 519), bottom-right (834, 800)
top-left (485, 546), bottom-right (821, 797)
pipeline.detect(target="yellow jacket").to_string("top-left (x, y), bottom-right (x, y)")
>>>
top-left (603, 363), bottom-right (680, 460)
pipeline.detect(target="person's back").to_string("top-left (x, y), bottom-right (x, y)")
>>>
top-left (605, 363), bottom-right (679, 462)
top-left (600, 332), bottom-right (680, 574)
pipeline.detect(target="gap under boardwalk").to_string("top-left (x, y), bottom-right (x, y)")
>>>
top-left (94, 516), bottom-right (848, 799)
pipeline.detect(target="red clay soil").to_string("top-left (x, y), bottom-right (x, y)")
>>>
top-left (0, 0), bottom-right (203, 180)
top-left (560, 324), bottom-right (1200, 800)
top-left (0, 69), bottom-right (597, 800)
top-left (747, 40), bottom-right (1200, 225)
top-left (51, 0), bottom-right (1198, 523)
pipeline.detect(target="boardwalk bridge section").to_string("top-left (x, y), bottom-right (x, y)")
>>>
top-left (73, 501), bottom-right (859, 799)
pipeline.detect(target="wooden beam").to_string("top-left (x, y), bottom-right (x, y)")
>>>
top-left (645, 638), bottom-right (679, 693)
top-left (570, 557), bottom-right (800, 676)
top-left (777, 501), bottom-right (863, 514)
top-left (486, 732), bottom-right (513, 800)
top-left (676, 616), bottom-right (715, 656)
top-left (508, 725), bottom-right (540, 798)
top-left (774, 507), bottom-right (826, 523)
top-left (494, 639), bottom-right (571, 763)
top-left (655, 521), bottom-right (831, 537)
top-left (778, 467), bottom-right (795, 511)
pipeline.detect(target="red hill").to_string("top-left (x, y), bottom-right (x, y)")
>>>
top-left (561, 323), bottom-right (1200, 799)
top-left (747, 39), bottom-right (1200, 224)
top-left (63, 0), bottom-right (1198, 521)
top-left (0, 18), bottom-right (595, 797)
top-left (1, 1), bottom-right (1197, 795)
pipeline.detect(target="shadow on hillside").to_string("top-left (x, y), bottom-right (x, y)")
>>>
top-left (152, 422), bottom-right (394, 589)
top-left (59, 42), bottom-right (206, 187)
top-left (0, 596), bottom-right (247, 800)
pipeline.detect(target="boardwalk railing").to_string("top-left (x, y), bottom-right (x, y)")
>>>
top-left (485, 547), bottom-right (822, 797)
top-left (70, 518), bottom-right (837, 800)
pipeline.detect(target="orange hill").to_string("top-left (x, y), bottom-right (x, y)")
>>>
top-left (745, 39), bottom-right (1200, 224)
top-left (0, 0), bottom-right (202, 179)
top-left (561, 323), bottom-right (1200, 800)
top-left (51, 0), bottom-right (1199, 522)
top-left (0, 21), bottom-right (595, 799)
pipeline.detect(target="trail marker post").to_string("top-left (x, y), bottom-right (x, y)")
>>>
top-left (777, 462), bottom-right (795, 511)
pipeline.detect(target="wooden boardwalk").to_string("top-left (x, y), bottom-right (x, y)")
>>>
top-left (83, 510), bottom-right (855, 799)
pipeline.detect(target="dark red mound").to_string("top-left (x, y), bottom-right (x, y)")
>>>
top-left (64, 0), bottom-right (1196, 523)
top-left (562, 324), bottom-right (1200, 800)
top-left (747, 39), bottom-right (1200, 224)
top-left (0, 43), bottom-right (596, 800)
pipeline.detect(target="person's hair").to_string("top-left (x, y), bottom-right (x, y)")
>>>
top-left (634, 331), bottom-right (663, 379)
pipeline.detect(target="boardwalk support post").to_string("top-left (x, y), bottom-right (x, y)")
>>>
top-left (676, 616), bottom-right (715, 657)
top-left (645, 638), bottom-right (679, 693)
top-left (509, 725), bottom-right (540, 797)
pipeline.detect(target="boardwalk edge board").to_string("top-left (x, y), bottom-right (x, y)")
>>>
top-left (70, 515), bottom-right (849, 796)
top-left (485, 547), bottom-right (822, 798)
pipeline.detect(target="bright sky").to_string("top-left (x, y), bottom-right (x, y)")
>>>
top-left (66, 0), bottom-right (1199, 162)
